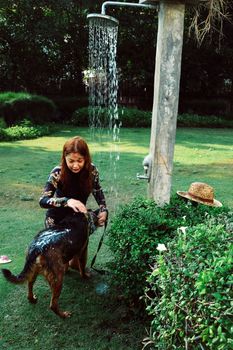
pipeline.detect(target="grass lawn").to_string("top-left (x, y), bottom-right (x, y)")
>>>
top-left (0, 126), bottom-right (232, 349)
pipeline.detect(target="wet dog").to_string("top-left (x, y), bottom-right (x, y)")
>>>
top-left (2, 212), bottom-right (94, 318)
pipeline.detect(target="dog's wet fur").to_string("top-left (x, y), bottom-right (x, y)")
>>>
top-left (2, 212), bottom-right (94, 318)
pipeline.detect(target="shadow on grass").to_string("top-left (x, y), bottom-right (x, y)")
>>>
top-left (0, 269), bottom-right (147, 350)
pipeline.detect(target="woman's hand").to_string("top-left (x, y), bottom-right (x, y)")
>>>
top-left (97, 211), bottom-right (107, 227)
top-left (67, 199), bottom-right (87, 213)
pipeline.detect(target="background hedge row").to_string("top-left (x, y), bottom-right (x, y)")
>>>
top-left (0, 92), bottom-right (232, 135)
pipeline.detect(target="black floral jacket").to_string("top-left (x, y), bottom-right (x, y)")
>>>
top-left (39, 164), bottom-right (107, 215)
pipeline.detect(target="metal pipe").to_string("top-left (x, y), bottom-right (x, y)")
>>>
top-left (101, 1), bottom-right (158, 15)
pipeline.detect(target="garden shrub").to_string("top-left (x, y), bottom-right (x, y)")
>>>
top-left (107, 196), bottom-right (227, 304)
top-left (72, 107), bottom-right (233, 128)
top-left (177, 113), bottom-right (233, 128)
top-left (0, 117), bottom-right (7, 128)
top-left (72, 106), bottom-right (122, 127)
top-left (0, 91), bottom-right (57, 125)
top-left (0, 120), bottom-right (51, 141)
top-left (181, 99), bottom-right (232, 120)
top-left (71, 106), bottom-right (151, 127)
top-left (52, 96), bottom-right (88, 122)
top-left (144, 213), bottom-right (233, 350)
top-left (118, 107), bottom-right (151, 127)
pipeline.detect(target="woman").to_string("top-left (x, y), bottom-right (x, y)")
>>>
top-left (39, 136), bottom-right (108, 230)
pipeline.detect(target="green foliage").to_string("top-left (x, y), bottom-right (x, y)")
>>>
top-left (0, 91), bottom-right (57, 125)
top-left (107, 196), bottom-right (228, 303)
top-left (145, 213), bottom-right (233, 349)
top-left (72, 106), bottom-right (151, 127)
top-left (0, 1), bottom-right (88, 95)
top-left (72, 107), bottom-right (233, 128)
top-left (0, 0), bottom-right (233, 111)
top-left (0, 117), bottom-right (7, 128)
top-left (177, 113), bottom-right (233, 128)
top-left (72, 107), bottom-right (94, 126)
top-left (52, 96), bottom-right (88, 121)
top-left (72, 107), bottom-right (123, 127)
top-left (0, 120), bottom-right (51, 141)
top-left (118, 107), bottom-right (151, 127)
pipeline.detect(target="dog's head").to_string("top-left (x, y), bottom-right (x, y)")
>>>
top-left (59, 211), bottom-right (100, 236)
top-left (60, 212), bottom-right (87, 227)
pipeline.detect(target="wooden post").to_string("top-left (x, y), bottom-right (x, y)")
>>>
top-left (148, 0), bottom-right (185, 205)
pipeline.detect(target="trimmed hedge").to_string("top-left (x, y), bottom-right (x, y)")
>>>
top-left (0, 92), bottom-right (57, 125)
top-left (71, 107), bottom-right (233, 128)
top-left (72, 106), bottom-right (150, 127)
top-left (177, 113), bottom-right (233, 128)
top-left (52, 96), bottom-right (88, 122)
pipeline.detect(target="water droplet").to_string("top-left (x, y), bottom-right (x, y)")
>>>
top-left (95, 282), bottom-right (109, 295)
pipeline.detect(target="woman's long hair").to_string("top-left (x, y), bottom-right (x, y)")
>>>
top-left (60, 136), bottom-right (92, 198)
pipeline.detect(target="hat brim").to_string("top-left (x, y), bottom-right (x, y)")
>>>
top-left (0, 255), bottom-right (12, 264)
top-left (177, 191), bottom-right (222, 207)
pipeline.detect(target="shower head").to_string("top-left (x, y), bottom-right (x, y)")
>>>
top-left (87, 1), bottom-right (158, 28)
top-left (87, 13), bottom-right (119, 27)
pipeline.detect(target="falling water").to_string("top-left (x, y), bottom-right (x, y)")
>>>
top-left (86, 15), bottom-right (120, 211)
top-left (87, 15), bottom-right (119, 130)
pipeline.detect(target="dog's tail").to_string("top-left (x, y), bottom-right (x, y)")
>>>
top-left (2, 251), bottom-right (38, 284)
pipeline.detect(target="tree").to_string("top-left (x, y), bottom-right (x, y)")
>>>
top-left (0, 0), bottom-right (90, 95)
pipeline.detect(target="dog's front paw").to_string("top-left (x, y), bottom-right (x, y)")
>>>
top-left (56, 310), bottom-right (71, 318)
top-left (60, 310), bottom-right (72, 318)
top-left (50, 305), bottom-right (72, 318)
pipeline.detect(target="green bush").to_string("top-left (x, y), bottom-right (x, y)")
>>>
top-left (72, 106), bottom-right (150, 127)
top-left (52, 96), bottom-right (88, 122)
top-left (0, 117), bottom-right (7, 128)
top-left (177, 113), bottom-right (233, 128)
top-left (0, 91), bottom-right (57, 125)
top-left (72, 106), bottom-right (95, 126)
top-left (71, 106), bottom-right (122, 127)
top-left (107, 196), bottom-right (227, 304)
top-left (181, 99), bottom-right (232, 120)
top-left (118, 107), bottom-right (151, 127)
top-left (0, 120), bottom-right (51, 141)
top-left (144, 214), bottom-right (233, 350)
top-left (71, 107), bottom-right (233, 128)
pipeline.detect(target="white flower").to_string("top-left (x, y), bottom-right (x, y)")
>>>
top-left (156, 243), bottom-right (167, 252)
top-left (179, 226), bottom-right (188, 234)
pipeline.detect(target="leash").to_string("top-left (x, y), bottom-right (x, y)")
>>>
top-left (90, 219), bottom-right (108, 275)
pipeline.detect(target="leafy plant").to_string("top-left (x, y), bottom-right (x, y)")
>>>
top-left (72, 107), bottom-right (233, 128)
top-left (0, 91), bottom-right (57, 125)
top-left (72, 106), bottom-right (152, 127)
top-left (0, 117), bottom-right (7, 128)
top-left (177, 113), bottom-right (233, 128)
top-left (144, 214), bottom-right (233, 349)
top-left (107, 196), bottom-right (228, 304)
top-left (0, 121), bottom-right (52, 141)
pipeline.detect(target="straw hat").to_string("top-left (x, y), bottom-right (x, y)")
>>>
top-left (177, 182), bottom-right (222, 207)
top-left (0, 255), bottom-right (12, 264)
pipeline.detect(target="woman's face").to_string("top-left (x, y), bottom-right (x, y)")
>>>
top-left (65, 152), bottom-right (85, 173)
